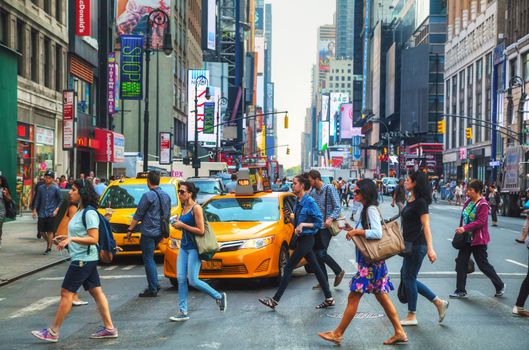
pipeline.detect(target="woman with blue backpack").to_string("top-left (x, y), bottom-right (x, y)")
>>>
top-left (31, 179), bottom-right (118, 343)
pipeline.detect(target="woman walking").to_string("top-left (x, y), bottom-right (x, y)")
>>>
top-left (31, 179), bottom-right (117, 342)
top-left (399, 171), bottom-right (449, 326)
top-left (0, 175), bottom-right (12, 248)
top-left (169, 182), bottom-right (227, 322)
top-left (513, 236), bottom-right (529, 317)
top-left (450, 180), bottom-right (506, 299)
top-left (486, 185), bottom-right (500, 227)
top-left (318, 179), bottom-right (407, 346)
top-left (516, 190), bottom-right (529, 244)
top-left (258, 174), bottom-right (335, 310)
top-left (455, 183), bottom-right (462, 206)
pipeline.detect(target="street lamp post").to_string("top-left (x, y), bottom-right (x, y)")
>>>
top-left (507, 75), bottom-right (527, 146)
top-left (216, 96), bottom-right (228, 162)
top-left (193, 75), bottom-right (209, 177)
top-left (142, 9), bottom-right (173, 172)
top-left (367, 116), bottom-right (391, 176)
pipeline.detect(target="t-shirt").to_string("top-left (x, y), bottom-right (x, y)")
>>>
top-left (67, 208), bottom-right (100, 262)
top-left (400, 197), bottom-right (429, 245)
top-left (394, 185), bottom-right (406, 203)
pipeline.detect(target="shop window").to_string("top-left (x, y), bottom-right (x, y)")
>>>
top-left (55, 45), bottom-right (62, 91)
top-left (56, 0), bottom-right (62, 23)
top-left (16, 21), bottom-right (24, 76)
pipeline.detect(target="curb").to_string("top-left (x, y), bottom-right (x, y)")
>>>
top-left (0, 257), bottom-right (71, 288)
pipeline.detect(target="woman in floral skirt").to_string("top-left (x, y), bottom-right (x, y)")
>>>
top-left (318, 179), bottom-right (407, 346)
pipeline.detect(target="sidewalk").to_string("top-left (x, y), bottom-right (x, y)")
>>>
top-left (0, 215), bottom-right (69, 286)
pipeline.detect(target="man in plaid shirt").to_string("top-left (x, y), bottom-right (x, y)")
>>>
top-left (308, 170), bottom-right (345, 289)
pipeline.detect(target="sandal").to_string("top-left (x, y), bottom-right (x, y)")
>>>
top-left (258, 297), bottom-right (278, 310)
top-left (316, 298), bottom-right (335, 309)
top-left (383, 334), bottom-right (408, 345)
top-left (515, 238), bottom-right (525, 244)
top-left (318, 331), bottom-right (343, 345)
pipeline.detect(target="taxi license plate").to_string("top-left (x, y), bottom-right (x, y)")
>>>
top-left (202, 260), bottom-right (222, 271)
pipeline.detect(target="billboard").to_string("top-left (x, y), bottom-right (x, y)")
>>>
top-left (321, 94), bottom-right (329, 121)
top-left (318, 39), bottom-right (335, 72)
top-left (321, 121), bottom-right (329, 151)
top-left (63, 90), bottom-right (75, 150)
top-left (159, 132), bottom-right (172, 165)
top-left (187, 70), bottom-right (219, 148)
top-left (255, 5), bottom-right (264, 32)
top-left (115, 0), bottom-right (171, 49)
top-left (340, 103), bottom-right (353, 139)
top-left (330, 93), bottom-right (349, 137)
top-left (75, 0), bottom-right (91, 36)
top-left (120, 35), bottom-right (144, 100)
top-left (202, 0), bottom-right (216, 50)
top-left (108, 53), bottom-right (116, 114)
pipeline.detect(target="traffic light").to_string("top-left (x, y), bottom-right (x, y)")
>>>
top-left (465, 127), bottom-right (472, 140)
top-left (284, 114), bottom-right (289, 129)
top-left (286, 147), bottom-right (290, 155)
top-left (437, 119), bottom-right (445, 134)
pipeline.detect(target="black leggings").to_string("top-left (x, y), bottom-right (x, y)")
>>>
top-left (455, 245), bottom-right (504, 293)
top-left (516, 249), bottom-right (529, 308)
top-left (273, 235), bottom-right (332, 301)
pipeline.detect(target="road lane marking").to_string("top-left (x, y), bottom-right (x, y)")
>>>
top-left (38, 274), bottom-right (165, 281)
top-left (348, 259), bottom-right (356, 266)
top-left (122, 265), bottom-right (136, 271)
top-left (10, 297), bottom-right (60, 318)
top-left (0, 298), bottom-right (5, 302)
top-left (506, 259), bottom-right (529, 268)
top-left (447, 238), bottom-right (453, 241)
top-left (105, 266), bottom-right (118, 271)
top-left (330, 272), bottom-right (528, 277)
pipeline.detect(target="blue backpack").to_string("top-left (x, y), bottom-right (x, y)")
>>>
top-left (82, 206), bottom-right (117, 263)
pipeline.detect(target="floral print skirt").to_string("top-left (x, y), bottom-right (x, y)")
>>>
top-left (350, 248), bottom-right (394, 294)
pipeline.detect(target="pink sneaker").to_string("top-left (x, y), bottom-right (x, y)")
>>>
top-left (31, 328), bottom-right (58, 343)
top-left (90, 326), bottom-right (118, 339)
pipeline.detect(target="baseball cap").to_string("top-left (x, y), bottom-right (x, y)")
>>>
top-left (44, 170), bottom-right (55, 178)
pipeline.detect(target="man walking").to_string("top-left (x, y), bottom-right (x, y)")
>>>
top-left (32, 170), bottom-right (63, 255)
top-left (31, 175), bottom-right (45, 239)
top-left (94, 178), bottom-right (108, 197)
top-left (127, 171), bottom-right (171, 297)
top-left (391, 178), bottom-right (406, 213)
top-left (308, 170), bottom-right (345, 288)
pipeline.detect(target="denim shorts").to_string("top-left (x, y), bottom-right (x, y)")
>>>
top-left (62, 260), bottom-right (100, 293)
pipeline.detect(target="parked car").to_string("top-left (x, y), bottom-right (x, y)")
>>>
top-left (186, 177), bottom-right (227, 205)
top-left (382, 177), bottom-right (399, 195)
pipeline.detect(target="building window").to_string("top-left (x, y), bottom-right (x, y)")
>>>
top-left (467, 65), bottom-right (473, 144)
top-left (347, 83), bottom-right (351, 88)
top-left (16, 21), bottom-right (24, 76)
top-left (0, 10), bottom-right (7, 46)
top-left (347, 76), bottom-right (351, 81)
top-left (330, 83), bottom-right (333, 88)
top-left (31, 29), bottom-right (38, 83)
top-left (44, 0), bottom-right (51, 14)
top-left (523, 53), bottom-right (529, 81)
top-left (330, 76), bottom-right (333, 81)
top-left (485, 53), bottom-right (492, 142)
top-left (476, 59), bottom-right (483, 143)
top-left (43, 38), bottom-right (51, 88)
top-left (55, 45), bottom-right (62, 91)
top-left (342, 83), bottom-right (345, 88)
top-left (341, 76), bottom-right (345, 81)
top-left (55, 0), bottom-right (62, 23)
top-left (459, 71), bottom-right (465, 147)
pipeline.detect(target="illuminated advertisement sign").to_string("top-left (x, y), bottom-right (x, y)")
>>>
top-left (75, 0), bottom-right (91, 36)
top-left (340, 103), bottom-right (353, 139)
top-left (63, 90), bottom-right (75, 150)
top-left (120, 35), bottom-right (144, 100)
top-left (159, 132), bottom-right (172, 165)
top-left (330, 93), bottom-right (349, 137)
top-left (319, 39), bottom-right (335, 72)
top-left (108, 53), bottom-right (116, 113)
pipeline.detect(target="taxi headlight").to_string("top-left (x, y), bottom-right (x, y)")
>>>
top-left (241, 236), bottom-right (275, 249)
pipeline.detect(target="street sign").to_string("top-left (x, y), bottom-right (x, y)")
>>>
top-left (489, 161), bottom-right (501, 167)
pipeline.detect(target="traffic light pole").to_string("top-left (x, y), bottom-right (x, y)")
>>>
top-left (442, 113), bottom-right (521, 143)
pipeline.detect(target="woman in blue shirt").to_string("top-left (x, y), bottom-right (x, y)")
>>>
top-left (319, 179), bottom-right (407, 346)
top-left (259, 173), bottom-right (334, 310)
top-left (169, 182), bottom-right (226, 322)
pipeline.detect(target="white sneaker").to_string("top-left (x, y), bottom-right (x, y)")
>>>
top-left (400, 318), bottom-right (418, 326)
top-left (169, 312), bottom-right (190, 322)
top-left (72, 300), bottom-right (88, 306)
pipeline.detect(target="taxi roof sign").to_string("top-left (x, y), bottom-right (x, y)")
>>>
top-left (235, 169), bottom-right (254, 195)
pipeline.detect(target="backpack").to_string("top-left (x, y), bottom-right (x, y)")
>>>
top-left (82, 206), bottom-right (117, 263)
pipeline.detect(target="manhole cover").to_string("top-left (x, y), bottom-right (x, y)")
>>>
top-left (326, 312), bottom-right (384, 319)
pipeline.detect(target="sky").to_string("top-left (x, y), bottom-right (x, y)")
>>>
top-left (268, 0), bottom-right (336, 170)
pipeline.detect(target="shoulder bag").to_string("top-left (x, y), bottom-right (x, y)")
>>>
top-left (153, 189), bottom-right (170, 238)
top-left (452, 201), bottom-right (478, 250)
top-left (325, 186), bottom-right (345, 236)
top-left (352, 206), bottom-right (404, 263)
top-left (191, 205), bottom-right (220, 260)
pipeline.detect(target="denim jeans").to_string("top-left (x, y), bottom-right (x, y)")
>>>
top-left (401, 244), bottom-right (437, 312)
top-left (140, 235), bottom-right (159, 292)
top-left (177, 248), bottom-right (221, 313)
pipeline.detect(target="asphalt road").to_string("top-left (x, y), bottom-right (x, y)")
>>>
top-left (1, 200), bottom-right (528, 349)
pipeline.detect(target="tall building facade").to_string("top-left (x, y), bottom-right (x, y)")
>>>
top-left (443, 0), bottom-right (505, 183)
top-left (0, 0), bottom-right (68, 210)
top-left (335, 0), bottom-right (353, 59)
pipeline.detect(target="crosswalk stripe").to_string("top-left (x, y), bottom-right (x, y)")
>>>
top-left (122, 265), bottom-right (136, 271)
top-left (105, 266), bottom-right (118, 271)
top-left (505, 259), bottom-right (529, 268)
top-left (9, 297), bottom-right (60, 318)
top-left (0, 298), bottom-right (5, 302)
top-left (39, 274), bottom-right (163, 281)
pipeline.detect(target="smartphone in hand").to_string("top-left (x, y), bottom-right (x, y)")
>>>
top-left (53, 235), bottom-right (67, 245)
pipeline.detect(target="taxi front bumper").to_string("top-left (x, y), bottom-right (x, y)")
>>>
top-left (164, 243), bottom-right (280, 279)
top-left (114, 232), bottom-right (167, 256)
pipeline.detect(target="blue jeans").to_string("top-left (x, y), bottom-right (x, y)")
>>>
top-left (177, 248), bottom-right (221, 313)
top-left (402, 244), bottom-right (437, 312)
top-left (140, 236), bottom-right (159, 292)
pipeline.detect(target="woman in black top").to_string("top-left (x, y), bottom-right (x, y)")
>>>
top-left (399, 171), bottom-right (449, 326)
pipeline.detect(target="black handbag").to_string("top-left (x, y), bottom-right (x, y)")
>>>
top-left (452, 231), bottom-right (472, 249)
top-left (399, 241), bottom-right (414, 257)
top-left (397, 269), bottom-right (407, 304)
top-left (467, 258), bottom-right (476, 274)
top-left (153, 189), bottom-right (170, 239)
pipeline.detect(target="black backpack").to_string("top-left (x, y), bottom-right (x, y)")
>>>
top-left (152, 189), bottom-right (170, 238)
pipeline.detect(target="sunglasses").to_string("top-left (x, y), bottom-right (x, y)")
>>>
top-left (178, 190), bottom-right (187, 195)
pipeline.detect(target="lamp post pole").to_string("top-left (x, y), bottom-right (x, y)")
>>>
top-left (368, 117), bottom-right (390, 176)
top-left (142, 9), bottom-right (172, 172)
top-left (194, 75), bottom-right (208, 177)
top-left (217, 97), bottom-right (228, 162)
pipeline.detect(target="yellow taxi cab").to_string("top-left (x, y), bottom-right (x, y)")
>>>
top-left (98, 173), bottom-right (182, 256)
top-left (164, 169), bottom-right (305, 286)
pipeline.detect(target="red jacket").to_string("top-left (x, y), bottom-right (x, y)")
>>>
top-left (459, 197), bottom-right (490, 246)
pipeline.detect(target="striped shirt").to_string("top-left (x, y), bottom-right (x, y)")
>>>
top-left (309, 184), bottom-right (342, 220)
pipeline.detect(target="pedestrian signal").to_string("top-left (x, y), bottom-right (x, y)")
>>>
top-left (437, 119), bottom-right (445, 134)
top-left (465, 127), bottom-right (472, 140)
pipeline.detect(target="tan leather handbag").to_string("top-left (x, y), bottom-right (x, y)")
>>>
top-left (352, 206), bottom-right (404, 263)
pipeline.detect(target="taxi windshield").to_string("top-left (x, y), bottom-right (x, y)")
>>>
top-left (203, 197), bottom-right (279, 222)
top-left (192, 180), bottom-right (223, 194)
top-left (99, 184), bottom-right (178, 208)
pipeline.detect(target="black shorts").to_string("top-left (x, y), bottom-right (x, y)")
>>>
top-left (38, 217), bottom-right (55, 233)
top-left (61, 261), bottom-right (101, 293)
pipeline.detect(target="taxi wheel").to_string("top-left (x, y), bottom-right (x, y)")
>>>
top-left (272, 244), bottom-right (289, 286)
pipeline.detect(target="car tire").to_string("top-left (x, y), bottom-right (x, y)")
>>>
top-left (271, 245), bottom-right (289, 286)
